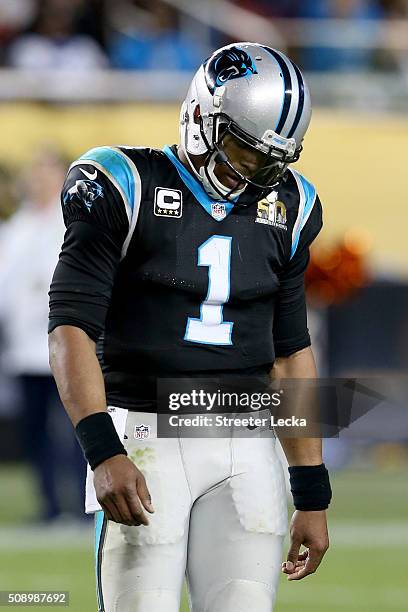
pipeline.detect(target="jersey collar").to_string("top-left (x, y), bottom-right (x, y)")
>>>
top-left (162, 145), bottom-right (235, 222)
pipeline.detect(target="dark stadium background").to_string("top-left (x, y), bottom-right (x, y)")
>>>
top-left (0, 1), bottom-right (407, 611)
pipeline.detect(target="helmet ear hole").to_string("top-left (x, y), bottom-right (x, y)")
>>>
top-left (193, 105), bottom-right (201, 124)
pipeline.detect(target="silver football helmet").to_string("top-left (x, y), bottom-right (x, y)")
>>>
top-left (180, 42), bottom-right (312, 203)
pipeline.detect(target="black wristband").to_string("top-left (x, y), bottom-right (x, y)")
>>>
top-left (289, 463), bottom-right (332, 511)
top-left (75, 412), bottom-right (127, 471)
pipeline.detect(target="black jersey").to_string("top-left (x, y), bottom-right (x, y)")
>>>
top-left (49, 145), bottom-right (322, 410)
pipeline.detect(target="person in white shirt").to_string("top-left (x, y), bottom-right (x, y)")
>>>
top-left (0, 147), bottom-right (87, 522)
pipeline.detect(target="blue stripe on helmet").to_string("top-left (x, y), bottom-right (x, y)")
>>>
top-left (287, 61), bottom-right (305, 139)
top-left (262, 47), bottom-right (293, 135)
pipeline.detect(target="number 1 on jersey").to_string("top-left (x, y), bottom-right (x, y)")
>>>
top-left (184, 235), bottom-right (233, 345)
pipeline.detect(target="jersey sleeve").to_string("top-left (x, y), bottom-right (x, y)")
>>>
top-left (48, 147), bottom-right (141, 341)
top-left (273, 179), bottom-right (323, 358)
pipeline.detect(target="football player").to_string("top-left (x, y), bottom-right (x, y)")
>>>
top-left (49, 43), bottom-right (331, 612)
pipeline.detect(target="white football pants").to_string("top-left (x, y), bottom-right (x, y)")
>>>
top-left (86, 408), bottom-right (288, 612)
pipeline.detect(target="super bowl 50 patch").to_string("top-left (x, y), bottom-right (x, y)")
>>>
top-left (255, 193), bottom-right (287, 230)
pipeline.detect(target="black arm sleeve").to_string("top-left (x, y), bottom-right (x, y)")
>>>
top-left (273, 195), bottom-right (323, 358)
top-left (48, 165), bottom-right (129, 341)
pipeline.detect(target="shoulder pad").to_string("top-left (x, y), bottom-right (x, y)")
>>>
top-left (71, 146), bottom-right (142, 216)
top-left (287, 168), bottom-right (317, 260)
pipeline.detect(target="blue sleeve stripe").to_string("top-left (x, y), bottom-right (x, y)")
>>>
top-left (71, 146), bottom-right (142, 260)
top-left (78, 147), bottom-right (135, 213)
top-left (289, 169), bottom-right (317, 260)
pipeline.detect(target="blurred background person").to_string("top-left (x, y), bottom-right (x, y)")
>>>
top-left (0, 146), bottom-right (87, 523)
top-left (377, 0), bottom-right (408, 75)
top-left (0, 0), bottom-right (36, 65)
top-left (6, 0), bottom-right (107, 70)
top-left (109, 0), bottom-right (208, 70)
top-left (0, 164), bottom-right (18, 224)
top-left (291, 0), bottom-right (385, 72)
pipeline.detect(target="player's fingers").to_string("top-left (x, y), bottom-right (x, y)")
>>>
top-left (101, 499), bottom-right (121, 524)
top-left (102, 493), bottom-right (138, 526)
top-left (136, 474), bottom-right (155, 514)
top-left (287, 544), bottom-right (327, 581)
top-left (124, 487), bottom-right (150, 526)
top-left (283, 549), bottom-right (308, 571)
top-left (111, 494), bottom-right (139, 526)
top-left (283, 538), bottom-right (301, 573)
top-left (110, 498), bottom-right (132, 525)
top-left (298, 549), bottom-right (309, 561)
top-left (102, 506), bottom-right (114, 522)
top-left (287, 564), bottom-right (316, 581)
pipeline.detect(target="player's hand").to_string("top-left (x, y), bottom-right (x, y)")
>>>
top-left (93, 454), bottom-right (154, 526)
top-left (282, 510), bottom-right (329, 580)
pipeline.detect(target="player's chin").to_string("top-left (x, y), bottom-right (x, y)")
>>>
top-left (225, 178), bottom-right (243, 191)
top-left (216, 170), bottom-right (244, 191)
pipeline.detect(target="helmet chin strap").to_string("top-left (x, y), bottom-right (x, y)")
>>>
top-left (200, 152), bottom-right (246, 201)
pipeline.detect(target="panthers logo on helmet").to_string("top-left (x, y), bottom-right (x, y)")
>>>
top-left (205, 46), bottom-right (258, 93)
top-left (64, 179), bottom-right (103, 212)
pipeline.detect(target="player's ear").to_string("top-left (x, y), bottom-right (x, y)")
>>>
top-left (193, 104), bottom-right (201, 124)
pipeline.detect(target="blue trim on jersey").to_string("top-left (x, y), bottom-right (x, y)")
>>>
top-left (162, 145), bottom-right (234, 221)
top-left (79, 147), bottom-right (135, 212)
top-left (95, 511), bottom-right (104, 563)
top-left (95, 511), bottom-right (105, 611)
top-left (290, 172), bottom-right (317, 260)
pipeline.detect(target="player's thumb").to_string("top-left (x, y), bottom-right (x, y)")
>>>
top-left (137, 476), bottom-right (155, 513)
top-left (286, 540), bottom-right (300, 571)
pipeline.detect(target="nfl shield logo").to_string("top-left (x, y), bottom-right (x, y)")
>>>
top-left (134, 424), bottom-right (151, 440)
top-left (211, 202), bottom-right (226, 221)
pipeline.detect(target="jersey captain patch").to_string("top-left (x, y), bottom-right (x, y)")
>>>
top-left (154, 187), bottom-right (183, 218)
